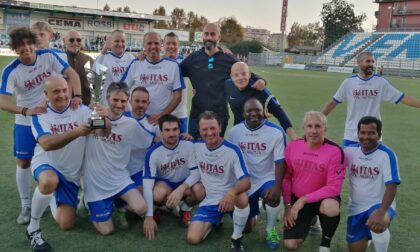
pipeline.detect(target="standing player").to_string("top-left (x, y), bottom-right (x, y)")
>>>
top-left (187, 111), bottom-right (250, 252)
top-left (121, 31), bottom-right (185, 125)
top-left (322, 51), bottom-right (420, 147)
top-left (31, 21), bottom-right (67, 60)
top-left (143, 114), bottom-right (205, 240)
top-left (282, 111), bottom-right (346, 252)
top-left (26, 76), bottom-right (109, 251)
top-left (83, 82), bottom-right (149, 235)
top-left (228, 98), bottom-right (286, 250)
top-left (162, 32), bottom-right (188, 133)
top-left (94, 30), bottom-right (135, 105)
top-left (0, 26), bottom-right (81, 225)
top-left (345, 116), bottom-right (400, 252)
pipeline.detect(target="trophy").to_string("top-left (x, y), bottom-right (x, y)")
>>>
top-left (85, 61), bottom-right (108, 129)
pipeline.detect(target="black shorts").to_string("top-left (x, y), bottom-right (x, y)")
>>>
top-left (283, 194), bottom-right (341, 240)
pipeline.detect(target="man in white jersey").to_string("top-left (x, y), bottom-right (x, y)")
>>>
top-left (31, 21), bottom-right (67, 61)
top-left (143, 114), bottom-right (205, 240)
top-left (345, 116), bottom-right (400, 252)
top-left (228, 98), bottom-right (285, 250)
top-left (0, 27), bottom-right (81, 225)
top-left (83, 82), bottom-right (148, 235)
top-left (322, 51), bottom-right (420, 147)
top-left (163, 32), bottom-right (188, 133)
top-left (26, 76), bottom-right (109, 252)
top-left (187, 111), bottom-right (250, 252)
top-left (95, 30), bottom-right (135, 105)
top-left (120, 31), bottom-right (185, 125)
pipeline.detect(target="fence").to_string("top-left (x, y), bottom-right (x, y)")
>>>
top-left (247, 52), bottom-right (318, 66)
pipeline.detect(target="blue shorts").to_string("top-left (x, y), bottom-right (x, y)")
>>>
top-left (248, 180), bottom-right (276, 219)
top-left (346, 204), bottom-right (395, 243)
top-left (88, 183), bottom-right (137, 222)
top-left (131, 171), bottom-right (143, 187)
top-left (14, 124), bottom-right (37, 159)
top-left (34, 164), bottom-right (79, 209)
top-left (179, 117), bottom-right (188, 134)
top-left (191, 205), bottom-right (231, 226)
top-left (156, 179), bottom-right (184, 190)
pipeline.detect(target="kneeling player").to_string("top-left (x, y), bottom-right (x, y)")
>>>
top-left (26, 76), bottom-right (109, 251)
top-left (187, 111), bottom-right (251, 252)
top-left (83, 82), bottom-right (150, 235)
top-left (143, 114), bottom-right (205, 240)
top-left (228, 98), bottom-right (286, 250)
top-left (345, 116), bottom-right (400, 252)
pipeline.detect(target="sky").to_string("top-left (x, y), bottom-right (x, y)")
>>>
top-left (27, 0), bottom-right (378, 33)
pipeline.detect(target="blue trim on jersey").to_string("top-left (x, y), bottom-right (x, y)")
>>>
top-left (120, 58), bottom-right (139, 82)
top-left (189, 166), bottom-right (198, 171)
top-left (395, 93), bottom-right (405, 104)
top-left (361, 143), bottom-right (380, 156)
top-left (243, 120), bottom-right (264, 131)
top-left (222, 140), bottom-right (249, 177)
top-left (107, 113), bottom-right (123, 121)
top-left (332, 97), bottom-right (342, 103)
top-left (143, 141), bottom-right (163, 179)
top-left (264, 120), bottom-right (287, 147)
top-left (274, 158), bottom-right (284, 164)
top-left (0, 58), bottom-right (21, 95)
top-left (378, 144), bottom-right (401, 185)
top-left (162, 140), bottom-right (180, 151)
top-left (126, 112), bottom-right (156, 140)
top-left (32, 115), bottom-right (50, 139)
top-left (145, 57), bottom-right (165, 65)
top-left (47, 102), bottom-right (71, 114)
top-left (357, 74), bottom-right (376, 82)
top-left (37, 49), bottom-right (69, 74)
top-left (106, 51), bottom-right (125, 59)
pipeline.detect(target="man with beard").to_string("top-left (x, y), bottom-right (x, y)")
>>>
top-left (322, 51), bottom-right (420, 147)
top-left (180, 23), bottom-right (266, 139)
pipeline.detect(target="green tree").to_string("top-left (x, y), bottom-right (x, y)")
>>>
top-left (170, 8), bottom-right (187, 30)
top-left (287, 22), bottom-right (323, 48)
top-left (103, 4), bottom-right (110, 11)
top-left (123, 6), bottom-right (131, 13)
top-left (153, 6), bottom-right (169, 29)
top-left (220, 17), bottom-right (244, 46)
top-left (321, 0), bottom-right (366, 48)
top-left (230, 40), bottom-right (263, 56)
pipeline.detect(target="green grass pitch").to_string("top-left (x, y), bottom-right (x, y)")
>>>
top-left (1, 55), bottom-right (419, 251)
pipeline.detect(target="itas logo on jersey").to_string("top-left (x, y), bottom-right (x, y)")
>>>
top-left (199, 161), bottom-right (224, 176)
top-left (350, 163), bottom-right (379, 179)
top-left (352, 89), bottom-right (379, 99)
top-left (160, 158), bottom-right (186, 173)
top-left (238, 142), bottom-right (267, 155)
top-left (50, 122), bottom-right (79, 134)
top-left (139, 74), bottom-right (169, 84)
top-left (24, 71), bottom-right (51, 90)
top-left (111, 66), bottom-right (128, 76)
top-left (293, 159), bottom-right (326, 173)
top-left (94, 132), bottom-right (122, 144)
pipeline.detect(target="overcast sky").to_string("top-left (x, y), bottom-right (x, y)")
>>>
top-left (27, 0), bottom-right (378, 33)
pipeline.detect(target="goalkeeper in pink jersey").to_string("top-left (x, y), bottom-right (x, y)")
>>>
top-left (282, 111), bottom-right (346, 252)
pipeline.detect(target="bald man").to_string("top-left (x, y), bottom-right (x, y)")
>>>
top-left (26, 76), bottom-right (109, 251)
top-left (64, 30), bottom-right (94, 105)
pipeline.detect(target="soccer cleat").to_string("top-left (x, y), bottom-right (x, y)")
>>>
top-left (153, 208), bottom-right (162, 223)
top-left (76, 198), bottom-right (89, 219)
top-left (26, 229), bottom-right (51, 252)
top-left (114, 210), bottom-right (129, 230)
top-left (231, 237), bottom-right (246, 252)
top-left (17, 207), bottom-right (31, 225)
top-left (265, 228), bottom-right (280, 250)
top-left (319, 246), bottom-right (331, 252)
top-left (179, 210), bottom-right (191, 228)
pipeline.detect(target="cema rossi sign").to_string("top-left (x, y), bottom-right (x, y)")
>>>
top-left (119, 22), bottom-right (147, 34)
top-left (47, 17), bottom-right (82, 30)
top-left (84, 19), bottom-right (115, 31)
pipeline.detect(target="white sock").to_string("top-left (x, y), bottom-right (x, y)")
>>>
top-left (27, 187), bottom-right (53, 233)
top-left (16, 165), bottom-right (32, 208)
top-left (265, 204), bottom-right (281, 233)
top-left (49, 195), bottom-right (57, 220)
top-left (232, 205), bottom-right (250, 240)
top-left (371, 229), bottom-right (390, 252)
top-left (181, 201), bottom-right (192, 211)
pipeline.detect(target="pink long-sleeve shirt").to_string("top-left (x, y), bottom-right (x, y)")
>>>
top-left (282, 138), bottom-right (346, 204)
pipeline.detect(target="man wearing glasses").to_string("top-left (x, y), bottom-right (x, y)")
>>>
top-left (180, 23), bottom-right (266, 139)
top-left (64, 30), bottom-right (94, 106)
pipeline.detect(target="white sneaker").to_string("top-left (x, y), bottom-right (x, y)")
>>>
top-left (17, 207), bottom-right (31, 225)
top-left (319, 246), bottom-right (330, 252)
top-left (76, 197), bottom-right (89, 218)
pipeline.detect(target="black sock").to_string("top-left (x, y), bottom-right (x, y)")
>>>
top-left (319, 213), bottom-right (340, 248)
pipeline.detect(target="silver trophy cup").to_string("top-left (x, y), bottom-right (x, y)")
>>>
top-left (85, 61), bottom-right (108, 129)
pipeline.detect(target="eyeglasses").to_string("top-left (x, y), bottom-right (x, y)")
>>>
top-left (69, 38), bottom-right (82, 43)
top-left (208, 57), bottom-right (214, 70)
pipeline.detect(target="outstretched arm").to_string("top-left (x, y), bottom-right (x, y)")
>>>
top-left (401, 95), bottom-right (420, 108)
top-left (322, 99), bottom-right (338, 116)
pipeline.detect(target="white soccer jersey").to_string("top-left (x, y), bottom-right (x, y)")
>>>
top-left (170, 55), bottom-right (188, 119)
top-left (345, 143), bottom-right (401, 216)
top-left (31, 103), bottom-right (91, 185)
top-left (228, 120), bottom-right (286, 195)
top-left (194, 140), bottom-right (250, 206)
top-left (144, 140), bottom-right (196, 183)
top-left (50, 48), bottom-right (68, 62)
top-left (83, 114), bottom-right (152, 202)
top-left (333, 74), bottom-right (404, 141)
top-left (0, 49), bottom-right (69, 126)
top-left (94, 52), bottom-right (135, 104)
top-left (137, 113), bottom-right (160, 138)
top-left (120, 58), bottom-right (185, 116)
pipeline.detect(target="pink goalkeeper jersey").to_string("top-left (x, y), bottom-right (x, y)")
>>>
top-left (282, 138), bottom-right (346, 204)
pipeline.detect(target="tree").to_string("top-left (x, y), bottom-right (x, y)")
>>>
top-left (219, 17), bottom-right (244, 46)
top-left (153, 6), bottom-right (169, 29)
top-left (115, 7), bottom-right (122, 12)
top-left (170, 8), bottom-right (187, 30)
top-left (103, 4), bottom-right (110, 11)
top-left (287, 22), bottom-right (323, 48)
top-left (230, 40), bottom-right (263, 56)
top-left (321, 0), bottom-right (366, 48)
top-left (123, 6), bottom-right (131, 13)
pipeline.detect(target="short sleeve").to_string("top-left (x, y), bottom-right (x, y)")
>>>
top-left (31, 115), bottom-right (51, 140)
top-left (333, 80), bottom-right (347, 103)
top-left (381, 78), bottom-right (404, 104)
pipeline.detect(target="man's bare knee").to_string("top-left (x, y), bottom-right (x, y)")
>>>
top-left (283, 240), bottom-right (299, 250)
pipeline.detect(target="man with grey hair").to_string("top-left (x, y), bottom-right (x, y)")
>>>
top-left (322, 51), bottom-right (420, 147)
top-left (282, 111), bottom-right (346, 252)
